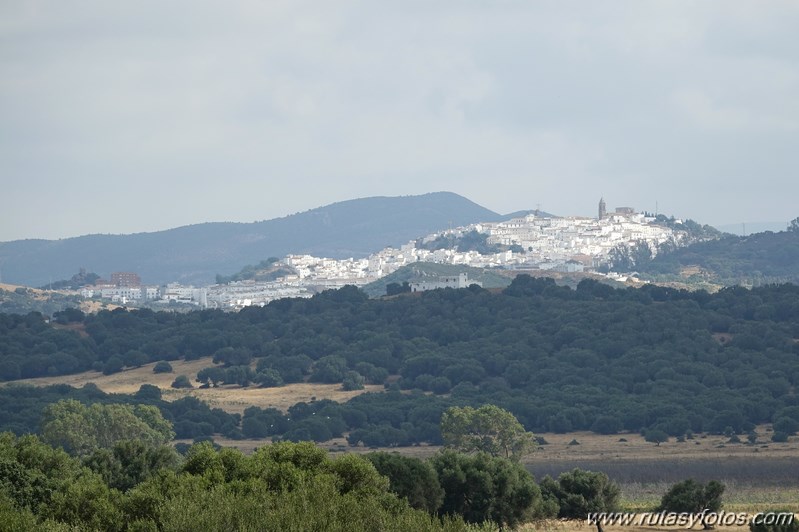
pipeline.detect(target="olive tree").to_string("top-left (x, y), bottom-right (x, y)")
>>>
top-left (540, 468), bottom-right (621, 532)
top-left (431, 449), bottom-right (543, 529)
top-left (440, 405), bottom-right (536, 460)
top-left (658, 479), bottom-right (725, 530)
top-left (40, 399), bottom-right (174, 455)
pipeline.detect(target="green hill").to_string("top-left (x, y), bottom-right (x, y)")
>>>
top-left (639, 227), bottom-right (799, 286)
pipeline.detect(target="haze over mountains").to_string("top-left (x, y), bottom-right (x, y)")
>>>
top-left (0, 192), bottom-right (512, 287)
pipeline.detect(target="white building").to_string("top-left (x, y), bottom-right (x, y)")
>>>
top-left (409, 273), bottom-right (482, 292)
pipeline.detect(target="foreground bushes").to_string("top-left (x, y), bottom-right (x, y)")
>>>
top-left (0, 433), bottom-right (496, 531)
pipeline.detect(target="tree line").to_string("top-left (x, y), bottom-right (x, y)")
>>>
top-left (6, 399), bottom-right (779, 532)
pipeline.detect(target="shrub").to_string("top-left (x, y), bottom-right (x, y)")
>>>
top-left (645, 429), bottom-right (669, 446)
top-left (772, 431), bottom-right (789, 443)
top-left (171, 375), bottom-right (193, 389)
top-left (749, 510), bottom-right (799, 532)
top-left (102, 356), bottom-right (124, 376)
top-left (773, 417), bottom-right (799, 436)
top-left (342, 371), bottom-right (365, 391)
top-left (540, 468), bottom-right (620, 532)
top-left (659, 479), bottom-right (724, 529)
top-left (153, 361), bottom-right (173, 374)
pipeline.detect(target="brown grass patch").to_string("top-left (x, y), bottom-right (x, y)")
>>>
top-left (526, 430), bottom-right (798, 463)
top-left (7, 357), bottom-right (383, 414)
top-left (680, 265), bottom-right (704, 277)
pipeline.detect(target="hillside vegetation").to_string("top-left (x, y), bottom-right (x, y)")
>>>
top-left (0, 285), bottom-right (86, 315)
top-left (638, 227), bottom-right (799, 286)
top-left (2, 277), bottom-right (799, 448)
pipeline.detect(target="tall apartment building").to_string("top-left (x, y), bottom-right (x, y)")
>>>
top-left (111, 272), bottom-right (141, 287)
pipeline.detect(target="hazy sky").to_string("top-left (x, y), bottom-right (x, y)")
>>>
top-left (2, 1), bottom-right (798, 241)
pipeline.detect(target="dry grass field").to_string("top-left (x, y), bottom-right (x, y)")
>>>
top-left (8, 357), bottom-right (383, 414)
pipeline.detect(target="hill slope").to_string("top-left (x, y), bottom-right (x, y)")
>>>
top-left (0, 192), bottom-right (501, 286)
top-left (639, 229), bottom-right (799, 286)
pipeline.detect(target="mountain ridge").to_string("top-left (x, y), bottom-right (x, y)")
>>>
top-left (0, 192), bottom-right (503, 287)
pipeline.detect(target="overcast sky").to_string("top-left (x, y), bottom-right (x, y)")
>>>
top-left (1, 1), bottom-right (798, 241)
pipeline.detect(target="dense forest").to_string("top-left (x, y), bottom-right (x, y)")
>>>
top-left (2, 276), bottom-right (799, 448)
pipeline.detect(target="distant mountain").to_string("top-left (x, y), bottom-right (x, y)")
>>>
top-left (638, 228), bottom-right (799, 286)
top-left (0, 192), bottom-right (503, 287)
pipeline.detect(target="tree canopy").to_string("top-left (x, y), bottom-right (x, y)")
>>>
top-left (40, 400), bottom-right (174, 455)
top-left (441, 405), bottom-right (536, 460)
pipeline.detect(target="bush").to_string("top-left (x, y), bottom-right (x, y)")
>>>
top-left (102, 356), bottom-right (124, 376)
top-left (432, 450), bottom-right (544, 528)
top-left (153, 361), bottom-right (173, 374)
top-left (749, 510), bottom-right (799, 532)
top-left (540, 468), bottom-right (620, 532)
top-left (659, 479), bottom-right (724, 529)
top-left (256, 368), bottom-right (284, 388)
top-left (772, 431), bottom-right (789, 443)
top-left (645, 429), bottom-right (669, 446)
top-left (366, 452), bottom-right (444, 513)
top-left (171, 375), bottom-right (193, 389)
top-left (342, 371), bottom-right (365, 391)
top-left (773, 417), bottom-right (799, 436)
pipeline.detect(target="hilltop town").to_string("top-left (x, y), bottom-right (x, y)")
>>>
top-left (75, 199), bottom-right (696, 309)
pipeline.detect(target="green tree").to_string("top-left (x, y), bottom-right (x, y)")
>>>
top-left (40, 400), bottom-right (174, 455)
top-left (342, 371), bottom-right (365, 391)
top-left (645, 429), bottom-right (669, 446)
top-left (788, 217), bottom-right (799, 232)
top-left (196, 366), bottom-right (226, 387)
top-left (773, 417), bottom-right (799, 435)
top-left (540, 468), bottom-right (621, 532)
top-left (124, 350), bottom-right (149, 368)
top-left (83, 440), bottom-right (180, 491)
top-left (103, 355), bottom-right (124, 375)
top-left (366, 452), bottom-right (444, 513)
top-left (310, 355), bottom-right (348, 383)
top-left (658, 479), bottom-right (725, 529)
top-left (440, 405), bottom-right (536, 460)
top-left (171, 375), bottom-right (192, 389)
top-left (256, 368), bottom-right (284, 388)
top-left (431, 450), bottom-right (542, 529)
top-left (153, 361), bottom-right (173, 374)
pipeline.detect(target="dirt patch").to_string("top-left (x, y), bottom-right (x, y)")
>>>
top-left (526, 429), bottom-right (798, 463)
top-left (712, 332), bottom-right (733, 344)
top-left (680, 265), bottom-right (705, 277)
top-left (51, 322), bottom-right (89, 338)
